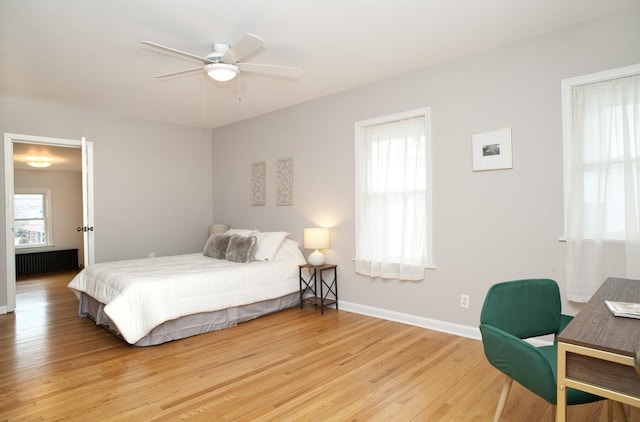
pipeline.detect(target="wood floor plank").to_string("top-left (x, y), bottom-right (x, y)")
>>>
top-left (1, 272), bottom-right (639, 421)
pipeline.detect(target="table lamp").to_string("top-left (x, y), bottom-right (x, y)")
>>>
top-left (209, 224), bottom-right (230, 236)
top-left (304, 228), bottom-right (330, 266)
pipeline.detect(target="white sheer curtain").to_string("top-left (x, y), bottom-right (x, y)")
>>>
top-left (355, 112), bottom-right (431, 281)
top-left (565, 73), bottom-right (640, 301)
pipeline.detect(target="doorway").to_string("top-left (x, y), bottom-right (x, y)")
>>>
top-left (3, 133), bottom-right (94, 313)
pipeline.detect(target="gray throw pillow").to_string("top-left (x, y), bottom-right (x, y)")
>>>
top-left (203, 234), bottom-right (231, 259)
top-left (225, 234), bottom-right (257, 263)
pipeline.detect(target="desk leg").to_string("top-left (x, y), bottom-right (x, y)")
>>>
top-left (299, 266), bottom-right (303, 308)
top-left (333, 267), bottom-right (338, 310)
top-left (557, 342), bottom-right (568, 422)
top-left (319, 268), bottom-right (325, 314)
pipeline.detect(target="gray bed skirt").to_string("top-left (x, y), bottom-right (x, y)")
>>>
top-left (77, 292), bottom-right (300, 346)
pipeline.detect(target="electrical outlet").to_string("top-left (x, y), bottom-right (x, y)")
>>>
top-left (149, 253), bottom-right (155, 258)
top-left (460, 294), bottom-right (469, 308)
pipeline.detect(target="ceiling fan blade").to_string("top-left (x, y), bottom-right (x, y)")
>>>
top-left (238, 62), bottom-right (302, 79)
top-left (223, 33), bottom-right (264, 63)
top-left (140, 41), bottom-right (213, 64)
top-left (153, 67), bottom-right (203, 78)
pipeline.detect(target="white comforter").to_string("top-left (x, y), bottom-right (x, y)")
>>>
top-left (68, 252), bottom-right (304, 344)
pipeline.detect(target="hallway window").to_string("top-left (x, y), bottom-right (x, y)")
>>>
top-left (14, 188), bottom-right (52, 248)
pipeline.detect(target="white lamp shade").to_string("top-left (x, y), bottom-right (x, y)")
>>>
top-left (303, 228), bottom-right (330, 250)
top-left (304, 228), bottom-right (330, 266)
top-left (209, 224), bottom-right (230, 236)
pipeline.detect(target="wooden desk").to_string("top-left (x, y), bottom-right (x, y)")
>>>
top-left (557, 277), bottom-right (640, 421)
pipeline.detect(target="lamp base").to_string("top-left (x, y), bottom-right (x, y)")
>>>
top-left (308, 249), bottom-right (325, 266)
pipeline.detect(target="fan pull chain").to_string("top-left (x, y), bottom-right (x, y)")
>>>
top-left (202, 74), bottom-right (207, 118)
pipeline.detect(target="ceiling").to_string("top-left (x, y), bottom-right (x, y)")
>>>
top-left (1, 1), bottom-right (638, 130)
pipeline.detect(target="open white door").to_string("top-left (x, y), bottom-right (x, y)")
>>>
top-left (81, 137), bottom-right (95, 268)
top-left (3, 137), bottom-right (16, 313)
top-left (3, 133), bottom-right (94, 313)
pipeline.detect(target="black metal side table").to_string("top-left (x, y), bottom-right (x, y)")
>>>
top-left (298, 263), bottom-right (338, 314)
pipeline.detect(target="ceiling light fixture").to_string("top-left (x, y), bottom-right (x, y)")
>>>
top-left (27, 161), bottom-right (53, 168)
top-left (204, 63), bottom-right (239, 82)
top-left (26, 157), bottom-right (53, 168)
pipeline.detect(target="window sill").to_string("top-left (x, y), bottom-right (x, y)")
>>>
top-left (15, 244), bottom-right (54, 251)
top-left (351, 257), bottom-right (436, 270)
top-left (558, 237), bottom-right (626, 243)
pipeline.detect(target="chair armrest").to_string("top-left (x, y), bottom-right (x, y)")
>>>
top-left (559, 314), bottom-right (573, 333)
top-left (480, 323), bottom-right (558, 403)
top-left (554, 314), bottom-right (574, 344)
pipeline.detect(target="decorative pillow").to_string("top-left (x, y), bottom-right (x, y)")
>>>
top-left (225, 234), bottom-right (257, 263)
top-left (253, 231), bottom-right (290, 261)
top-left (203, 234), bottom-right (231, 259)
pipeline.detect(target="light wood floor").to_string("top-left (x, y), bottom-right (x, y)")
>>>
top-left (0, 273), bottom-right (637, 421)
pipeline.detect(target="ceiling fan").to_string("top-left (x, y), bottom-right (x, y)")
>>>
top-left (140, 33), bottom-right (302, 82)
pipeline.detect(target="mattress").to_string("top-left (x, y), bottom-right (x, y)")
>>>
top-left (68, 240), bottom-right (305, 345)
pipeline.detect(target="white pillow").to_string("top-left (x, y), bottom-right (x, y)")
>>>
top-left (253, 231), bottom-right (289, 261)
top-left (272, 239), bottom-right (304, 262)
top-left (224, 228), bottom-right (256, 237)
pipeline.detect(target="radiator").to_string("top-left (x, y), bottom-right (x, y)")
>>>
top-left (16, 249), bottom-right (79, 277)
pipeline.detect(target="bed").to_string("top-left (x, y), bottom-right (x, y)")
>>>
top-left (68, 230), bottom-right (306, 346)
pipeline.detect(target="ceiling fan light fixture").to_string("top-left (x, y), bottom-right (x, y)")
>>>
top-left (205, 63), bottom-right (239, 82)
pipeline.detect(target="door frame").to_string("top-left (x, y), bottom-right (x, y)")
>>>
top-left (3, 133), bottom-right (94, 313)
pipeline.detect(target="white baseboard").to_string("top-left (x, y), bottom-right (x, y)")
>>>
top-left (339, 301), bottom-right (482, 341)
top-left (0, 305), bottom-right (7, 314)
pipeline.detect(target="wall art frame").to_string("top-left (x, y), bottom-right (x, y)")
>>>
top-left (276, 158), bottom-right (293, 206)
top-left (471, 128), bottom-right (512, 171)
top-left (251, 161), bottom-right (266, 206)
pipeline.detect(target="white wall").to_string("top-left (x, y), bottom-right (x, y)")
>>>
top-left (1, 8), bottom-right (637, 327)
top-left (212, 9), bottom-right (640, 331)
top-left (14, 169), bottom-right (84, 264)
top-left (0, 97), bottom-right (214, 308)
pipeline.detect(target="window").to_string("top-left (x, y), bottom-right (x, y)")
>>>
top-left (14, 188), bottom-right (53, 248)
top-left (355, 108), bottom-right (432, 280)
top-left (562, 64), bottom-right (640, 301)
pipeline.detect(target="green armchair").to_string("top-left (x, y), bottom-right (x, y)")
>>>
top-left (479, 279), bottom-right (614, 421)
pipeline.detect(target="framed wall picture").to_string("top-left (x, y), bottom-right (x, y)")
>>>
top-left (276, 158), bottom-right (293, 206)
top-left (251, 161), bottom-right (266, 206)
top-left (471, 128), bottom-right (512, 171)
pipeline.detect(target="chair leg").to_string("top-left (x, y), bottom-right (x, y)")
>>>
top-left (607, 400), bottom-right (613, 422)
top-left (493, 376), bottom-right (513, 422)
top-left (612, 401), bottom-right (628, 422)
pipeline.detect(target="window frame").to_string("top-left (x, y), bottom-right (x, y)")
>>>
top-left (561, 63), bottom-right (640, 241)
top-left (354, 107), bottom-right (434, 273)
top-left (14, 187), bottom-right (53, 249)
